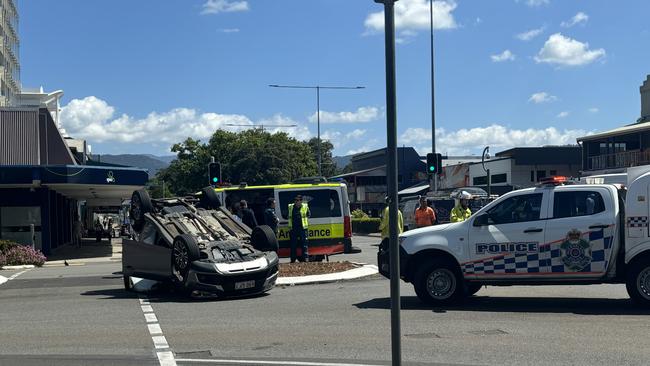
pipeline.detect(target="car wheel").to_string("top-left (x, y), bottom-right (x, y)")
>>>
top-left (251, 225), bottom-right (279, 252)
top-left (123, 275), bottom-right (132, 291)
top-left (626, 260), bottom-right (650, 306)
top-left (465, 283), bottom-right (483, 297)
top-left (130, 189), bottom-right (153, 233)
top-left (200, 186), bottom-right (222, 209)
top-left (172, 234), bottom-right (201, 285)
top-left (413, 259), bottom-right (463, 306)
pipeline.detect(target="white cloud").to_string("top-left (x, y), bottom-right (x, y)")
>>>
top-left (557, 111), bottom-right (570, 118)
top-left (400, 124), bottom-right (589, 155)
top-left (346, 129), bottom-right (367, 140)
top-left (519, 0), bottom-right (549, 7)
top-left (588, 107), bottom-right (599, 113)
top-left (201, 0), bottom-right (248, 15)
top-left (561, 12), bottom-right (589, 28)
top-left (528, 92), bottom-right (558, 104)
top-left (309, 106), bottom-right (380, 124)
top-left (364, 0), bottom-right (457, 35)
top-left (491, 50), bottom-right (516, 62)
top-left (347, 139), bottom-right (380, 155)
top-left (59, 97), bottom-right (320, 154)
top-left (535, 33), bottom-right (605, 66)
top-left (219, 28), bottom-right (240, 33)
top-left (516, 27), bottom-right (544, 41)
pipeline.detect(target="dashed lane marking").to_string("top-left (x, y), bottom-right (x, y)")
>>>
top-left (138, 295), bottom-right (177, 366)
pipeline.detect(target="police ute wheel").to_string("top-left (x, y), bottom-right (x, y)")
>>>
top-left (172, 234), bottom-right (200, 286)
top-left (130, 189), bottom-right (153, 233)
top-left (251, 225), bottom-right (279, 252)
top-left (413, 259), bottom-right (463, 306)
top-left (465, 283), bottom-right (483, 297)
top-left (200, 186), bottom-right (222, 209)
top-left (626, 260), bottom-right (650, 306)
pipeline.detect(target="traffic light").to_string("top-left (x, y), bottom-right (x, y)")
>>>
top-left (426, 153), bottom-right (442, 175)
top-left (208, 162), bottom-right (221, 186)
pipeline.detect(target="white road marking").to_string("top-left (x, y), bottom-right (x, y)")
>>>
top-left (174, 359), bottom-right (383, 366)
top-left (137, 295), bottom-right (177, 366)
top-left (148, 323), bottom-right (163, 335)
top-left (0, 275), bottom-right (6, 285)
top-left (141, 305), bottom-right (154, 313)
top-left (1, 269), bottom-right (32, 286)
top-left (152, 335), bottom-right (169, 349)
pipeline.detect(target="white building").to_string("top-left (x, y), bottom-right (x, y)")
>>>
top-left (0, 0), bottom-right (20, 106)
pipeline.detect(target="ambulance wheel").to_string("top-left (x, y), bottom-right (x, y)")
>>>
top-left (626, 260), bottom-right (650, 306)
top-left (413, 259), bottom-right (463, 306)
top-left (465, 283), bottom-right (483, 297)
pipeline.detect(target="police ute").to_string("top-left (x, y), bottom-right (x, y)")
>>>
top-left (378, 169), bottom-right (650, 306)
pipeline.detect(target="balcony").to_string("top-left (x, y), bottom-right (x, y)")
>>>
top-left (588, 149), bottom-right (650, 170)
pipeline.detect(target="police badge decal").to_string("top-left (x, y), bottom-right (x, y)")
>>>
top-left (560, 229), bottom-right (592, 271)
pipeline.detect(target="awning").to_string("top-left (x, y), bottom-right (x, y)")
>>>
top-left (329, 165), bottom-right (386, 179)
top-left (398, 183), bottom-right (429, 196)
top-left (0, 165), bottom-right (148, 206)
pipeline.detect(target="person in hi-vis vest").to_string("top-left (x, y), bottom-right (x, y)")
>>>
top-left (288, 195), bottom-right (311, 263)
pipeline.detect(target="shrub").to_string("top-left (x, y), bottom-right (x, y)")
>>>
top-left (352, 218), bottom-right (381, 233)
top-left (3, 245), bottom-right (47, 267)
top-left (0, 253), bottom-right (6, 267)
top-left (351, 209), bottom-right (369, 219)
top-left (0, 239), bottom-right (18, 254)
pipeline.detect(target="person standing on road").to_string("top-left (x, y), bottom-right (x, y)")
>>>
top-left (239, 200), bottom-right (258, 229)
top-left (264, 197), bottom-right (280, 235)
top-left (414, 195), bottom-right (436, 228)
top-left (379, 196), bottom-right (404, 242)
top-left (288, 195), bottom-right (310, 263)
top-left (450, 191), bottom-right (473, 223)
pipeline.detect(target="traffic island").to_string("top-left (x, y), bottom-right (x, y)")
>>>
top-left (276, 262), bottom-right (379, 286)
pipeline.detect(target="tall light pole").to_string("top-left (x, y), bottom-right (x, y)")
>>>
top-left (269, 84), bottom-right (365, 176)
top-left (374, 0), bottom-right (401, 365)
top-left (482, 146), bottom-right (491, 197)
top-left (430, 0), bottom-right (437, 192)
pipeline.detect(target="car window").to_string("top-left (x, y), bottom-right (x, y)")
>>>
top-left (279, 189), bottom-right (342, 219)
top-left (487, 193), bottom-right (543, 225)
top-left (553, 191), bottom-right (605, 218)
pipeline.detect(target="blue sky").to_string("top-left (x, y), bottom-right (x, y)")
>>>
top-left (19, 0), bottom-right (650, 157)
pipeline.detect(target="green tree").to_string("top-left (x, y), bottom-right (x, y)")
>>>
top-left (307, 137), bottom-right (337, 177)
top-left (147, 177), bottom-right (174, 199)
top-left (158, 130), bottom-right (319, 195)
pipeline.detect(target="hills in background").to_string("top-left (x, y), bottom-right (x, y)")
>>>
top-left (95, 153), bottom-right (355, 179)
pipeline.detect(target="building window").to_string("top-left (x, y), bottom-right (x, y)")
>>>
top-left (536, 170), bottom-right (546, 181)
top-left (550, 170), bottom-right (557, 176)
top-left (599, 143), bottom-right (608, 155)
top-left (491, 173), bottom-right (507, 184)
top-left (614, 143), bottom-right (626, 153)
top-left (473, 176), bottom-right (488, 185)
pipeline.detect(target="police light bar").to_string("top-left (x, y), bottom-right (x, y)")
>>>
top-left (538, 176), bottom-right (569, 186)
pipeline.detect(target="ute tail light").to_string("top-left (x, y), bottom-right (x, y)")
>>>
top-left (344, 215), bottom-right (352, 238)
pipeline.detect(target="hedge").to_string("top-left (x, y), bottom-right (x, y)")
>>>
top-left (352, 218), bottom-right (381, 234)
top-left (0, 239), bottom-right (47, 267)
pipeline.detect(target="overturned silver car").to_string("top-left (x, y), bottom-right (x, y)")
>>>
top-left (122, 187), bottom-right (279, 297)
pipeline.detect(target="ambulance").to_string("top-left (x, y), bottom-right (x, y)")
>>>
top-left (378, 169), bottom-right (650, 306)
top-left (215, 182), bottom-right (353, 259)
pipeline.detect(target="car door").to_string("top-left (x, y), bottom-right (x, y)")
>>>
top-left (466, 190), bottom-right (549, 279)
top-left (544, 187), bottom-right (616, 278)
top-left (123, 220), bottom-right (172, 280)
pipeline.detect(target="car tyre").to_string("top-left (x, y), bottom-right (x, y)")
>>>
top-left (251, 225), bottom-right (279, 252)
top-left (413, 259), bottom-right (463, 306)
top-left (172, 234), bottom-right (201, 288)
top-left (130, 189), bottom-right (153, 233)
top-left (200, 186), bottom-right (222, 209)
top-left (626, 260), bottom-right (650, 306)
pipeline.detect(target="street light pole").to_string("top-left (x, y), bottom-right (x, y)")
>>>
top-left (269, 84), bottom-right (365, 176)
top-left (482, 146), bottom-right (491, 197)
top-left (374, 0), bottom-right (401, 365)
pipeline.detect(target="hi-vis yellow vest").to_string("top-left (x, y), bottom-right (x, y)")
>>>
top-left (288, 203), bottom-right (309, 229)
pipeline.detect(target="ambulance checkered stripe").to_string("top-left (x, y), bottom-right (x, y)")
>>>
top-left (627, 216), bottom-right (648, 228)
top-left (464, 229), bottom-right (613, 276)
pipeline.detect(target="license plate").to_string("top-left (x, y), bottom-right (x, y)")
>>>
top-left (235, 280), bottom-right (256, 290)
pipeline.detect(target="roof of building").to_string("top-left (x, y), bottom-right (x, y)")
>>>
top-left (494, 146), bottom-right (581, 165)
top-left (329, 165), bottom-right (386, 179)
top-left (577, 121), bottom-right (650, 142)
